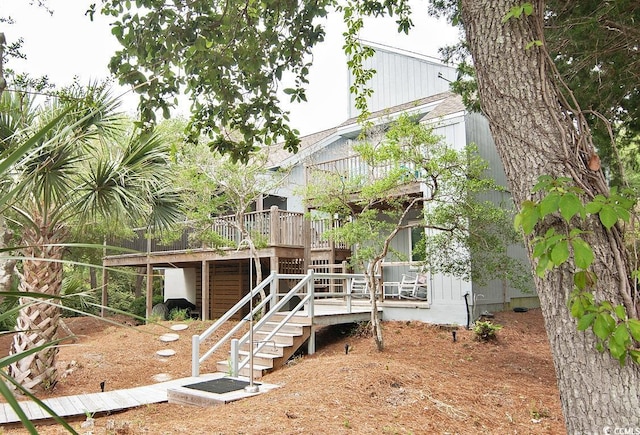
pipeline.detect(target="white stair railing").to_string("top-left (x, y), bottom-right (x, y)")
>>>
top-left (230, 272), bottom-right (315, 377)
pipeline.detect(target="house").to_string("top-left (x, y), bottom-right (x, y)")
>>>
top-left (102, 42), bottom-right (537, 327)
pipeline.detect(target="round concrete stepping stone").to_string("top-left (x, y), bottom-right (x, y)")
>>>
top-left (159, 333), bottom-right (179, 342)
top-left (170, 324), bottom-right (189, 331)
top-left (152, 373), bottom-right (173, 382)
top-left (156, 349), bottom-right (176, 357)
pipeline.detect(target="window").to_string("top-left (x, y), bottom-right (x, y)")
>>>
top-left (409, 225), bottom-right (426, 263)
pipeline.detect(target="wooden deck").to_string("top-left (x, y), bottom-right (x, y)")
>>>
top-left (298, 300), bottom-right (377, 326)
top-left (0, 373), bottom-right (278, 425)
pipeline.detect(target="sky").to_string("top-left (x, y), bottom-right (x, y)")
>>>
top-left (3, 0), bottom-right (459, 136)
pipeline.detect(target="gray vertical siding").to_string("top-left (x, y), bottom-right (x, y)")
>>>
top-left (348, 47), bottom-right (457, 118)
top-left (465, 113), bottom-right (537, 309)
top-left (465, 112), bottom-right (509, 187)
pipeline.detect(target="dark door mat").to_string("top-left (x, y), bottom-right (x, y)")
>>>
top-left (183, 378), bottom-right (260, 394)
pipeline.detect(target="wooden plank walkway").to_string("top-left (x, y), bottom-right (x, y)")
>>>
top-left (0, 373), bottom-right (223, 425)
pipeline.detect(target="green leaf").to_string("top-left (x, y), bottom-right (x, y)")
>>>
top-left (608, 336), bottom-right (626, 361)
top-left (613, 323), bottom-right (630, 346)
top-left (573, 270), bottom-right (596, 290)
top-left (627, 319), bottom-right (640, 341)
top-left (539, 192), bottom-right (560, 217)
top-left (571, 238), bottom-right (594, 269)
top-left (532, 240), bottom-right (547, 258)
top-left (614, 305), bottom-right (626, 320)
top-left (525, 40), bottom-right (543, 50)
top-left (523, 3), bottom-right (534, 15)
top-left (570, 298), bottom-right (584, 318)
top-left (535, 254), bottom-right (550, 277)
top-left (559, 193), bottom-right (582, 222)
top-left (630, 349), bottom-right (640, 364)
top-left (550, 240), bottom-right (569, 265)
top-left (518, 201), bottom-right (539, 234)
top-left (577, 313), bottom-right (596, 331)
top-left (593, 314), bottom-right (614, 340)
top-left (599, 205), bottom-right (618, 229)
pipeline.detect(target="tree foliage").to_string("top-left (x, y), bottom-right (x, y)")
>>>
top-left (545, 1), bottom-right (640, 187)
top-left (305, 115), bottom-right (527, 349)
top-left (0, 83), bottom-right (182, 392)
top-left (96, 0), bottom-right (332, 162)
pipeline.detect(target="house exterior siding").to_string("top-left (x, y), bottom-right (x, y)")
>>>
top-left (348, 45), bottom-right (456, 117)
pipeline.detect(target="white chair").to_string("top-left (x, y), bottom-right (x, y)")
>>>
top-left (349, 277), bottom-right (370, 298)
top-left (398, 273), bottom-right (428, 300)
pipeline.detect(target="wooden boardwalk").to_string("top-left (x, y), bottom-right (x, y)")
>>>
top-left (0, 374), bottom-right (224, 425)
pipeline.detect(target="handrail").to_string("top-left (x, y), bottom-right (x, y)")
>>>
top-left (191, 270), bottom-right (380, 378)
top-left (197, 292), bottom-right (274, 366)
top-left (231, 272), bottom-right (314, 376)
top-left (191, 271), bottom-right (277, 376)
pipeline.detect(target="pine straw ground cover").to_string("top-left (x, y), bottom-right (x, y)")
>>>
top-left (0, 308), bottom-right (565, 434)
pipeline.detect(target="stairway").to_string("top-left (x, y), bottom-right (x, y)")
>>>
top-left (216, 314), bottom-right (312, 379)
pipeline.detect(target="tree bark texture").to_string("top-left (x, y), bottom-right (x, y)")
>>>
top-left (0, 217), bottom-right (16, 293)
top-left (460, 0), bottom-right (639, 431)
top-left (9, 223), bottom-right (66, 392)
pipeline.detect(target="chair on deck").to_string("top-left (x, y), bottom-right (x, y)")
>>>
top-left (398, 273), bottom-right (428, 300)
top-left (349, 277), bottom-right (370, 298)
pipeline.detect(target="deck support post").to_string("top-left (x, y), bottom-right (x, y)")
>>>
top-left (101, 237), bottom-right (108, 317)
top-left (145, 263), bottom-right (153, 320)
top-left (101, 265), bottom-right (108, 318)
top-left (145, 233), bottom-right (153, 321)
top-left (201, 260), bottom-right (210, 321)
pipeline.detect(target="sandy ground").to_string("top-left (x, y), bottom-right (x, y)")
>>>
top-left (0, 308), bottom-right (565, 434)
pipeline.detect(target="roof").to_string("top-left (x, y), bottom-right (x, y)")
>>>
top-left (269, 92), bottom-right (465, 168)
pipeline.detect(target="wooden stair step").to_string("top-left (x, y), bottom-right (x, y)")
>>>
top-left (240, 342), bottom-right (286, 356)
top-left (216, 360), bottom-right (271, 379)
top-left (237, 350), bottom-right (281, 367)
top-left (258, 321), bottom-right (306, 335)
top-left (254, 331), bottom-right (298, 346)
top-left (269, 314), bottom-right (312, 326)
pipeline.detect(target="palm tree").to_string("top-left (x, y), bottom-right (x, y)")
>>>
top-left (1, 84), bottom-right (181, 392)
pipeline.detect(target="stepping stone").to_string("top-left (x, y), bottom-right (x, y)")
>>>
top-left (152, 373), bottom-right (173, 382)
top-left (170, 324), bottom-right (189, 331)
top-left (159, 333), bottom-right (179, 342)
top-left (156, 349), bottom-right (176, 357)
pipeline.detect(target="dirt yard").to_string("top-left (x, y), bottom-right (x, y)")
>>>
top-left (1, 308), bottom-right (565, 434)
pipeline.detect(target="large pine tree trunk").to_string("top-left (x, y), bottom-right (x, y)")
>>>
top-left (460, 0), bottom-right (640, 430)
top-left (9, 224), bottom-right (66, 393)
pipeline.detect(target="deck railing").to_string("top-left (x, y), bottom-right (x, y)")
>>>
top-left (306, 154), bottom-right (423, 185)
top-left (107, 207), bottom-right (322, 253)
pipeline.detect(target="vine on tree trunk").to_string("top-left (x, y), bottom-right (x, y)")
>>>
top-left (515, 175), bottom-right (640, 364)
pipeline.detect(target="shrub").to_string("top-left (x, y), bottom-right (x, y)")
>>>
top-left (169, 307), bottom-right (189, 321)
top-left (473, 320), bottom-right (503, 341)
top-left (61, 276), bottom-right (99, 317)
top-left (129, 294), bottom-right (164, 319)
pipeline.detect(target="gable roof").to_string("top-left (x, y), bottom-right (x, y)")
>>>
top-left (268, 91), bottom-right (465, 167)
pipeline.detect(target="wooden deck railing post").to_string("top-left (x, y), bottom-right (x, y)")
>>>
top-left (269, 206), bottom-right (279, 246)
